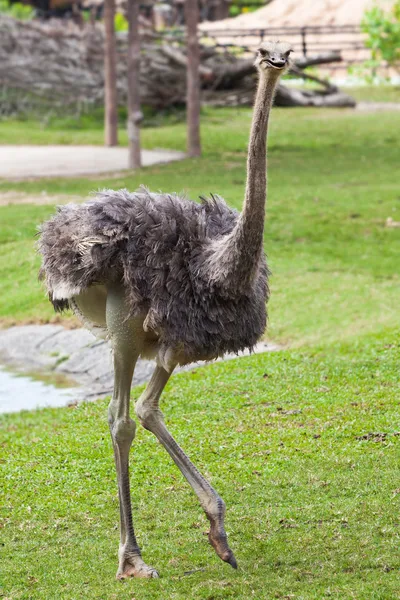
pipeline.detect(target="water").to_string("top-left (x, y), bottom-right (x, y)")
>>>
top-left (0, 366), bottom-right (79, 414)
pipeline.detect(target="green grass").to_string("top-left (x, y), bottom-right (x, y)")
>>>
top-left (0, 105), bottom-right (188, 146)
top-left (1, 103), bottom-right (400, 598)
top-left (345, 85), bottom-right (400, 103)
top-left (1, 330), bottom-right (399, 599)
top-left (1, 83), bottom-right (399, 146)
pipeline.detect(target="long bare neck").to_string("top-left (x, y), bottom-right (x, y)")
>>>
top-left (240, 71), bottom-right (278, 246)
top-left (203, 71), bottom-right (279, 293)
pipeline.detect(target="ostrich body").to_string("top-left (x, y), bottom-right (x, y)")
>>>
top-left (38, 41), bottom-right (292, 578)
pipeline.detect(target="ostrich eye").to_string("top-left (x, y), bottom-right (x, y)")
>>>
top-left (258, 48), bottom-right (268, 57)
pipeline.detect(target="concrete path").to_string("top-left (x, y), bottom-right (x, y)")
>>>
top-left (0, 145), bottom-right (185, 180)
top-left (356, 102), bottom-right (400, 112)
top-left (0, 325), bottom-right (279, 413)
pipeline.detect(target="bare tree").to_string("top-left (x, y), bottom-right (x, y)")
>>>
top-left (184, 0), bottom-right (201, 157)
top-left (104, 0), bottom-right (118, 146)
top-left (127, 0), bottom-right (142, 168)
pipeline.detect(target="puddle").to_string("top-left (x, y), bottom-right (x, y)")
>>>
top-left (0, 365), bottom-right (80, 414)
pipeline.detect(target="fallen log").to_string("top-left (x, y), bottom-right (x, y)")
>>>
top-left (203, 86), bottom-right (356, 109)
top-left (0, 16), bottom-right (356, 114)
top-left (275, 86), bottom-right (356, 108)
top-left (295, 51), bottom-right (343, 69)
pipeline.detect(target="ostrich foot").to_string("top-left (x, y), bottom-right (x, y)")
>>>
top-left (117, 548), bottom-right (159, 579)
top-left (208, 522), bottom-right (238, 569)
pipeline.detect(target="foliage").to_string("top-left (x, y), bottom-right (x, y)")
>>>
top-left (0, 0), bottom-right (33, 19)
top-left (362, 1), bottom-right (400, 65)
top-left (229, 0), bottom-right (271, 17)
top-left (354, 0), bottom-right (400, 80)
top-left (114, 11), bottom-right (128, 32)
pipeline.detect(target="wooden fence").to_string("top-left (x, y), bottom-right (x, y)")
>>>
top-left (200, 24), bottom-right (370, 70)
top-left (156, 24), bottom-right (372, 73)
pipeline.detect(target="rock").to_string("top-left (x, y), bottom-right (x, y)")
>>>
top-left (0, 324), bottom-right (279, 410)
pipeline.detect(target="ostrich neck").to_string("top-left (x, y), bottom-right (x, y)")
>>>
top-left (240, 72), bottom-right (277, 248)
top-left (207, 72), bottom-right (279, 292)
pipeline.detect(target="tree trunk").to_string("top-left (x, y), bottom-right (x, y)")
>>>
top-left (184, 0), bottom-right (201, 157)
top-left (214, 0), bottom-right (230, 21)
top-left (104, 0), bottom-right (118, 146)
top-left (127, 0), bottom-right (142, 168)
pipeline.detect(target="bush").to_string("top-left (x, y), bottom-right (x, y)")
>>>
top-left (361, 1), bottom-right (400, 73)
top-left (0, 0), bottom-right (34, 19)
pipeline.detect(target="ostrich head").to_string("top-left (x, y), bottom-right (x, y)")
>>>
top-left (254, 40), bottom-right (293, 74)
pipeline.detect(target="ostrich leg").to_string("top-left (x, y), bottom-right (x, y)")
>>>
top-left (136, 365), bottom-right (237, 569)
top-left (106, 286), bottom-right (158, 579)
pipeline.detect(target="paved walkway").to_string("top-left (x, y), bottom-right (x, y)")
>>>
top-left (0, 145), bottom-right (185, 180)
top-left (357, 102), bottom-right (400, 112)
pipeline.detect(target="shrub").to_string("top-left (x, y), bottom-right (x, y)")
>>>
top-left (361, 1), bottom-right (400, 74)
top-left (0, 0), bottom-right (34, 19)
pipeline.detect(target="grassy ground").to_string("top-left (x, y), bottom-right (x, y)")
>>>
top-left (345, 85), bottom-right (400, 103)
top-left (1, 100), bottom-right (400, 598)
top-left (1, 330), bottom-right (399, 599)
top-left (1, 85), bottom-right (398, 146)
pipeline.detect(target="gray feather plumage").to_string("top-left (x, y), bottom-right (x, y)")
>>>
top-left (38, 187), bottom-right (269, 363)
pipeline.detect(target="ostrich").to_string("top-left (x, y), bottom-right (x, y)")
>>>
top-left (38, 41), bottom-right (292, 579)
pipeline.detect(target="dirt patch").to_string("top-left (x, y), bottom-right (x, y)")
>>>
top-left (356, 102), bottom-right (400, 112)
top-left (0, 191), bottom-right (85, 206)
top-left (0, 314), bottom-right (80, 330)
top-left (356, 432), bottom-right (400, 442)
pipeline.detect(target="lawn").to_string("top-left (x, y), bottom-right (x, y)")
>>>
top-left (345, 85), bottom-right (400, 103)
top-left (1, 331), bottom-right (399, 599)
top-left (1, 100), bottom-right (400, 599)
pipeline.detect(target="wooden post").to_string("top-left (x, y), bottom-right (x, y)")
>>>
top-left (184, 0), bottom-right (201, 157)
top-left (104, 0), bottom-right (118, 146)
top-left (214, 0), bottom-right (230, 21)
top-left (301, 26), bottom-right (308, 58)
top-left (71, 0), bottom-right (84, 27)
top-left (127, 0), bottom-right (142, 168)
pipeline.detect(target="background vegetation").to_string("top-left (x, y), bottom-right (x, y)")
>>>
top-left (362, 0), bottom-right (400, 69)
top-left (0, 0), bottom-right (33, 19)
top-left (355, 0), bottom-right (400, 81)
